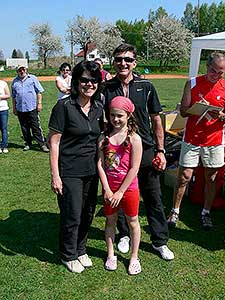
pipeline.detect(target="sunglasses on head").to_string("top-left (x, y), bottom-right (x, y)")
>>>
top-left (79, 77), bottom-right (98, 84)
top-left (114, 56), bottom-right (135, 63)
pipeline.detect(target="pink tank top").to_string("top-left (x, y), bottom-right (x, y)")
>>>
top-left (104, 139), bottom-right (139, 191)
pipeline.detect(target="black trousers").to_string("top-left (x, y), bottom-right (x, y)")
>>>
top-left (117, 147), bottom-right (169, 247)
top-left (57, 175), bottom-right (98, 261)
top-left (17, 109), bottom-right (45, 147)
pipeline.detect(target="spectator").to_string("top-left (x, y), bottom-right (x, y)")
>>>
top-left (0, 79), bottom-right (10, 153)
top-left (55, 62), bottom-right (72, 100)
top-left (167, 52), bottom-right (225, 230)
top-left (94, 58), bottom-right (113, 82)
top-left (48, 60), bottom-right (103, 273)
top-left (11, 65), bottom-right (49, 152)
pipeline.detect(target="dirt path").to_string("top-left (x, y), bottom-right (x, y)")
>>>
top-left (2, 74), bottom-right (188, 82)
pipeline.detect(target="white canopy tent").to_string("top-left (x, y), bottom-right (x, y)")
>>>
top-left (189, 31), bottom-right (225, 78)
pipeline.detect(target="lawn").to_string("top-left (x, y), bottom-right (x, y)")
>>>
top-left (0, 79), bottom-right (224, 300)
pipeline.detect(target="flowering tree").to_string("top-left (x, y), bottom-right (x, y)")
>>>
top-left (66, 16), bottom-right (123, 63)
top-left (146, 16), bottom-right (193, 67)
top-left (30, 23), bottom-right (63, 68)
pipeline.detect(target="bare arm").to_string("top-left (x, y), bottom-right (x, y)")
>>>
top-left (110, 134), bottom-right (142, 208)
top-left (55, 78), bottom-right (71, 94)
top-left (97, 136), bottom-right (113, 201)
top-left (180, 80), bottom-right (192, 118)
top-left (48, 131), bottom-right (63, 195)
top-left (37, 93), bottom-right (42, 112)
top-left (150, 113), bottom-right (166, 171)
top-left (0, 83), bottom-right (10, 100)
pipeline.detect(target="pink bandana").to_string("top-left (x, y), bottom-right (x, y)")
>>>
top-left (109, 96), bottom-right (135, 113)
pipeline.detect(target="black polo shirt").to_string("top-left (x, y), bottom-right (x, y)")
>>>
top-left (103, 75), bottom-right (162, 148)
top-left (49, 97), bottom-right (103, 177)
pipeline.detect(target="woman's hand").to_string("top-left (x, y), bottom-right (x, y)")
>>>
top-left (51, 175), bottom-right (63, 195)
top-left (109, 190), bottom-right (124, 208)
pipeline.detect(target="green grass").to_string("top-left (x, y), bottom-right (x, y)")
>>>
top-left (0, 80), bottom-right (224, 300)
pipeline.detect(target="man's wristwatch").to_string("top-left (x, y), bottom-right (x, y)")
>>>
top-left (156, 149), bottom-right (166, 154)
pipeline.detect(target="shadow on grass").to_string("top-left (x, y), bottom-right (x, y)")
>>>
top-left (162, 185), bottom-right (225, 251)
top-left (0, 209), bottom-right (59, 263)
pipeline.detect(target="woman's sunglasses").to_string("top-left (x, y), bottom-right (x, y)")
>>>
top-left (79, 77), bottom-right (98, 84)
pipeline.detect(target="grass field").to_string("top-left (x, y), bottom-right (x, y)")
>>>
top-left (0, 79), bottom-right (224, 300)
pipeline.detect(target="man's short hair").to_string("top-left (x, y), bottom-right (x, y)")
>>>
top-left (207, 52), bottom-right (225, 66)
top-left (113, 43), bottom-right (137, 58)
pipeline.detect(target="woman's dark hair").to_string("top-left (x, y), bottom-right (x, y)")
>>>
top-left (102, 113), bottom-right (138, 150)
top-left (70, 60), bottom-right (102, 101)
top-left (58, 62), bottom-right (71, 73)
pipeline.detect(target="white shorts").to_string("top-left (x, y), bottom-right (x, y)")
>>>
top-left (179, 142), bottom-right (224, 168)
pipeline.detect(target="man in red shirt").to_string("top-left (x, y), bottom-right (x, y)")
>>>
top-left (167, 52), bottom-right (225, 230)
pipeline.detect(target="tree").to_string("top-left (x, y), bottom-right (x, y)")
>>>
top-left (181, 3), bottom-right (198, 33)
top-left (0, 49), bottom-right (4, 64)
top-left (147, 16), bottom-right (193, 67)
top-left (25, 51), bottom-right (30, 63)
top-left (66, 16), bottom-right (102, 60)
top-left (29, 23), bottom-right (63, 68)
top-left (12, 49), bottom-right (17, 58)
top-left (148, 6), bottom-right (168, 25)
top-left (116, 19), bottom-right (146, 56)
top-left (98, 25), bottom-right (123, 65)
top-left (66, 16), bottom-right (123, 63)
top-left (16, 49), bottom-right (24, 58)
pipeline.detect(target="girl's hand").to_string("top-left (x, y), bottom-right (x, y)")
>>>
top-left (104, 190), bottom-right (113, 204)
top-left (109, 190), bottom-right (124, 208)
top-left (51, 175), bottom-right (63, 195)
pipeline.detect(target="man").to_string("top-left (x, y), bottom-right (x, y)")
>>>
top-left (12, 65), bottom-right (49, 152)
top-left (167, 52), bottom-right (225, 230)
top-left (103, 43), bottom-right (174, 260)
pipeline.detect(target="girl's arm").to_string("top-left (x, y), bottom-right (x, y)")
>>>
top-left (97, 136), bottom-right (113, 201)
top-left (48, 130), bottom-right (63, 195)
top-left (110, 134), bottom-right (142, 208)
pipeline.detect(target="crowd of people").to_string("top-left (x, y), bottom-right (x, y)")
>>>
top-left (1, 43), bottom-right (225, 275)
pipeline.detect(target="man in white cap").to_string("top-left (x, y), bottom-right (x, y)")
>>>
top-left (12, 65), bottom-right (49, 152)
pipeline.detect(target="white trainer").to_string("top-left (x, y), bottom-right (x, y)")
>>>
top-left (2, 148), bottom-right (9, 154)
top-left (61, 259), bottom-right (85, 273)
top-left (78, 254), bottom-right (93, 267)
top-left (117, 236), bottom-right (130, 253)
top-left (152, 244), bottom-right (175, 260)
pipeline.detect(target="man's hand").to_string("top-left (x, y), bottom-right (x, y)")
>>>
top-left (37, 103), bottom-right (42, 112)
top-left (152, 152), bottom-right (166, 171)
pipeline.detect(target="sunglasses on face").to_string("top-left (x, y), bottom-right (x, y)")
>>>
top-left (62, 68), bottom-right (70, 72)
top-left (79, 77), bottom-right (98, 84)
top-left (114, 56), bottom-right (135, 63)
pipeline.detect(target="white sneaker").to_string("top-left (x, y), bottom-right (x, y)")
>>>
top-left (61, 259), bottom-right (85, 273)
top-left (152, 244), bottom-right (175, 260)
top-left (78, 254), bottom-right (92, 267)
top-left (117, 236), bottom-right (130, 253)
top-left (0, 149), bottom-right (2, 154)
top-left (2, 148), bottom-right (8, 154)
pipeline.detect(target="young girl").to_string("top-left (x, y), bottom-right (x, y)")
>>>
top-left (97, 96), bottom-right (143, 275)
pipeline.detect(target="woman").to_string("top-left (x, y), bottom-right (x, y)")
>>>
top-left (0, 79), bottom-right (10, 153)
top-left (48, 60), bottom-right (103, 273)
top-left (55, 62), bottom-right (72, 100)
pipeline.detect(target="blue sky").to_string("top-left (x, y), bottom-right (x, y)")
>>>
top-left (0, 0), bottom-right (222, 59)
